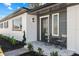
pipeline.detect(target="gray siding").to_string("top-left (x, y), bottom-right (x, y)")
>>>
top-left (59, 11), bottom-right (67, 35)
top-left (49, 9), bottom-right (67, 36)
top-left (37, 8), bottom-right (67, 41)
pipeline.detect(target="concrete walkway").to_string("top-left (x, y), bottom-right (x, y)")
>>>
top-left (25, 41), bottom-right (75, 56)
top-left (4, 47), bottom-right (28, 56)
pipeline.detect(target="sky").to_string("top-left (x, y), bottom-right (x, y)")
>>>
top-left (0, 3), bottom-right (29, 19)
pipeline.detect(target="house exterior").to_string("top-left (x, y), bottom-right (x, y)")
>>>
top-left (0, 7), bottom-right (37, 42)
top-left (0, 3), bottom-right (79, 53)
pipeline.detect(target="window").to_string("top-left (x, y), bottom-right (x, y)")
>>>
top-left (12, 17), bottom-right (22, 31)
top-left (0, 23), bottom-right (3, 28)
top-left (4, 21), bottom-right (8, 28)
top-left (52, 13), bottom-right (59, 36)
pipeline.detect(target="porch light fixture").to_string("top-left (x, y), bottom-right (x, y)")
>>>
top-left (32, 18), bottom-right (35, 22)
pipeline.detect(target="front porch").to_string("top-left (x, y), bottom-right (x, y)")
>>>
top-left (28, 41), bottom-right (74, 56)
top-left (33, 4), bottom-right (67, 48)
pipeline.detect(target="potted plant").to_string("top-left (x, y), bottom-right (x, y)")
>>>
top-left (37, 47), bottom-right (44, 56)
top-left (27, 43), bottom-right (34, 52)
top-left (22, 31), bottom-right (26, 45)
top-left (50, 51), bottom-right (58, 56)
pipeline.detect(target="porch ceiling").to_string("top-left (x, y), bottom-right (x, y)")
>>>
top-left (29, 3), bottom-right (78, 15)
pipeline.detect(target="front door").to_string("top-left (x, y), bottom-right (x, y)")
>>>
top-left (40, 15), bottom-right (49, 42)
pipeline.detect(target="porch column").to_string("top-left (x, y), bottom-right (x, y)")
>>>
top-left (37, 13), bottom-right (40, 41)
top-left (48, 8), bottom-right (52, 42)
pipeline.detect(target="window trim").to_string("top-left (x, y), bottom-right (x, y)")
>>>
top-left (12, 17), bottom-right (22, 31)
top-left (0, 23), bottom-right (3, 29)
top-left (52, 13), bottom-right (59, 36)
top-left (4, 21), bottom-right (8, 28)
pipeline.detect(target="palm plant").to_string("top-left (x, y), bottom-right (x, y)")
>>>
top-left (10, 36), bottom-right (16, 45)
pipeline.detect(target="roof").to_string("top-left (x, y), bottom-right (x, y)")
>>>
top-left (30, 3), bottom-right (79, 14)
top-left (30, 3), bottom-right (56, 11)
top-left (30, 3), bottom-right (79, 11)
top-left (0, 3), bottom-right (79, 22)
top-left (0, 7), bottom-right (31, 22)
top-left (0, 3), bottom-right (56, 22)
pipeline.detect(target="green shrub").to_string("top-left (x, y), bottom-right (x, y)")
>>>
top-left (27, 43), bottom-right (33, 51)
top-left (0, 34), bottom-right (17, 45)
top-left (0, 45), bottom-right (1, 48)
top-left (0, 34), bottom-right (10, 40)
top-left (37, 47), bottom-right (43, 55)
top-left (4, 36), bottom-right (10, 40)
top-left (10, 36), bottom-right (16, 45)
top-left (0, 34), bottom-right (4, 39)
top-left (50, 51), bottom-right (58, 56)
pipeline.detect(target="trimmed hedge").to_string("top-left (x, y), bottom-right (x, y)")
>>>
top-left (0, 34), bottom-right (16, 45)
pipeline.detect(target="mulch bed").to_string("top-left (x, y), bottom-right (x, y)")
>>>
top-left (19, 51), bottom-right (44, 56)
top-left (0, 39), bottom-right (26, 52)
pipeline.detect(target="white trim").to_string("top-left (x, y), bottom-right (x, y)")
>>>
top-left (0, 22), bottom-right (4, 29)
top-left (52, 13), bottom-right (59, 36)
top-left (39, 15), bottom-right (49, 41)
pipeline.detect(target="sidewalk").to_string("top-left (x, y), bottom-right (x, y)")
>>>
top-left (4, 47), bottom-right (28, 56)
